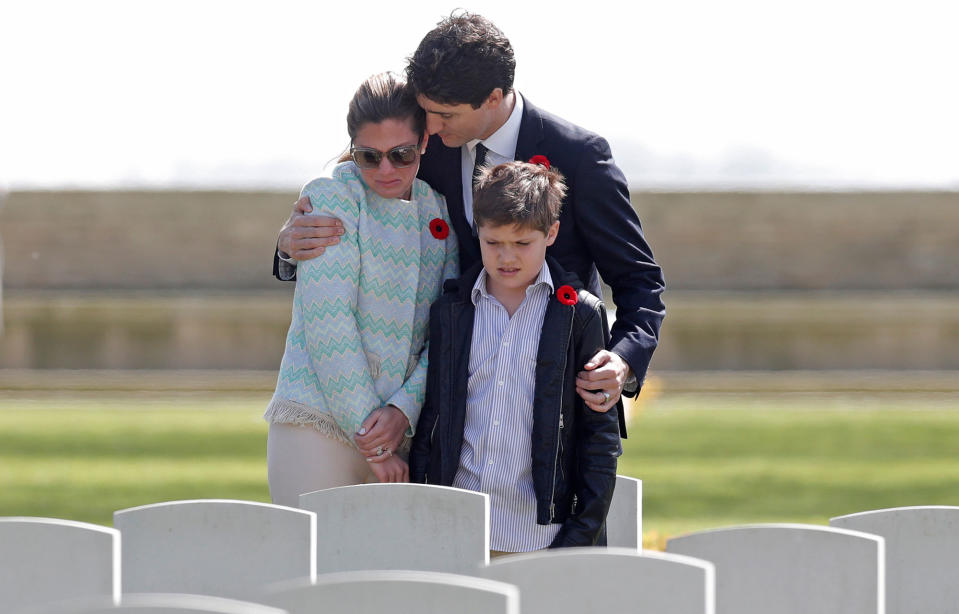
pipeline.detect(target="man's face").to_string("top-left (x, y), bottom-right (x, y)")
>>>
top-left (417, 93), bottom-right (501, 148)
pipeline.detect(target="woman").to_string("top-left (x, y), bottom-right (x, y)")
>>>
top-left (264, 72), bottom-right (458, 506)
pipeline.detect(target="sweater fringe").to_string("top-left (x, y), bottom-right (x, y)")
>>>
top-left (264, 397), bottom-right (356, 450)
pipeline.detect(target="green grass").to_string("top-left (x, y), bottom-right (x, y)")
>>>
top-left (2, 392), bottom-right (959, 551)
top-left (622, 394), bottom-right (959, 547)
top-left (0, 396), bottom-right (272, 524)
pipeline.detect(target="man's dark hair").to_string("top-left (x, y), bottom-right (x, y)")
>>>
top-left (406, 11), bottom-right (515, 108)
top-left (473, 161), bottom-right (566, 234)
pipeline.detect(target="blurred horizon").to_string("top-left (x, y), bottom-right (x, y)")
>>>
top-left (6, 140), bottom-right (959, 192)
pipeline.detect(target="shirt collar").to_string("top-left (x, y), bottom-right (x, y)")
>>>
top-left (470, 260), bottom-right (554, 306)
top-left (467, 91), bottom-right (524, 160)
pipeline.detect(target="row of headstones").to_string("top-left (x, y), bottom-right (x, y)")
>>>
top-left (1, 478), bottom-right (956, 613)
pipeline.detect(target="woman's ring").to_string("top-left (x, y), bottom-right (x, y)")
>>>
top-left (375, 446), bottom-right (384, 456)
top-left (602, 391), bottom-right (611, 404)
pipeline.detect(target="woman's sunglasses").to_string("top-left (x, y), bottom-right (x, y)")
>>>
top-left (350, 144), bottom-right (419, 169)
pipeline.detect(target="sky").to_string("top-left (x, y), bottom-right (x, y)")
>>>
top-left (2, 0), bottom-right (958, 191)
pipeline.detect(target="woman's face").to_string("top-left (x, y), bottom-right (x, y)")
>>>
top-left (353, 118), bottom-right (424, 200)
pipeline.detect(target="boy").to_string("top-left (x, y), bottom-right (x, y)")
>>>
top-left (410, 160), bottom-right (621, 553)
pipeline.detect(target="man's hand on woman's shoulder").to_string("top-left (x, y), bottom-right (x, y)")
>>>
top-left (277, 195), bottom-right (346, 261)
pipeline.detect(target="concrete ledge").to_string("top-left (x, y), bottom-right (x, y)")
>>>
top-left (653, 370), bottom-right (959, 395)
top-left (3, 369), bottom-right (957, 395)
top-left (0, 369), bottom-right (278, 393)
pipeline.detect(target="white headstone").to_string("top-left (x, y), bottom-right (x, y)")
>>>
top-left (666, 524), bottom-right (884, 614)
top-left (0, 517), bottom-right (120, 612)
top-left (299, 483), bottom-right (489, 574)
top-left (22, 593), bottom-right (288, 613)
top-left (831, 505), bottom-right (959, 614)
top-left (607, 475), bottom-right (643, 549)
top-left (113, 500), bottom-right (315, 600)
top-left (261, 571), bottom-right (518, 614)
top-left (478, 547), bottom-right (714, 614)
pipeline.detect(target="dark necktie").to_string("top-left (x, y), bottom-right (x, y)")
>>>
top-left (472, 142), bottom-right (489, 186)
top-left (470, 143), bottom-right (489, 236)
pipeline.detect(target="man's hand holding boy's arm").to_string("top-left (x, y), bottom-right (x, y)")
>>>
top-left (276, 196), bottom-right (346, 264)
top-left (575, 350), bottom-right (631, 412)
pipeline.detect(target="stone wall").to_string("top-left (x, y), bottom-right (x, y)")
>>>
top-left (636, 191), bottom-right (959, 290)
top-left (2, 190), bottom-right (958, 291)
top-left (2, 190), bottom-right (957, 371)
top-left (1, 190), bottom-right (295, 290)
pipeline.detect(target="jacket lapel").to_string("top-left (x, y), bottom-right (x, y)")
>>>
top-left (515, 96), bottom-right (546, 163)
top-left (420, 96), bottom-right (547, 269)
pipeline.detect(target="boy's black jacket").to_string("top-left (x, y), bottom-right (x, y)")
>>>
top-left (410, 257), bottom-right (622, 548)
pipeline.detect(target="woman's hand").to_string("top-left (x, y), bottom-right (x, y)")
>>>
top-left (354, 405), bottom-right (410, 461)
top-left (368, 455), bottom-right (409, 483)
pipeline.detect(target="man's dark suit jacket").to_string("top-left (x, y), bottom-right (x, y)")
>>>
top-left (273, 97), bottom-right (665, 390)
top-left (417, 97), bottom-right (665, 391)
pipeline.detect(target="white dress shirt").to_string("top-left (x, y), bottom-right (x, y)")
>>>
top-left (461, 92), bottom-right (525, 225)
top-left (452, 263), bottom-right (561, 552)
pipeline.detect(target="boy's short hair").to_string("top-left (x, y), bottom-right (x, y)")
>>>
top-left (405, 11), bottom-right (515, 108)
top-left (473, 161), bottom-right (567, 234)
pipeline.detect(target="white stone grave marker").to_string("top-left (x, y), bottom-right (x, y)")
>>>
top-left (22, 593), bottom-right (288, 613)
top-left (478, 547), bottom-right (714, 614)
top-left (831, 505), bottom-right (959, 614)
top-left (667, 523), bottom-right (884, 614)
top-left (0, 518), bottom-right (119, 612)
top-left (607, 475), bottom-right (643, 549)
top-left (261, 570), bottom-right (518, 614)
top-left (299, 483), bottom-right (489, 574)
top-left (114, 500), bottom-right (315, 601)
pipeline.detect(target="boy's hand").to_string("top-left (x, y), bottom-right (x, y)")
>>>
top-left (355, 405), bottom-right (410, 461)
top-left (368, 455), bottom-right (409, 483)
top-left (277, 196), bottom-right (345, 261)
top-left (576, 350), bottom-right (630, 412)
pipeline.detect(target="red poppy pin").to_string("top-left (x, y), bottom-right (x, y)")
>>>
top-left (429, 218), bottom-right (450, 239)
top-left (556, 285), bottom-right (578, 306)
top-left (529, 155), bottom-right (551, 169)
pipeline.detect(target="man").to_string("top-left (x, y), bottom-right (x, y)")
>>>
top-left (274, 12), bottom-right (664, 423)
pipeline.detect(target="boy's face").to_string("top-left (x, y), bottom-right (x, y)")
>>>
top-left (477, 221), bottom-right (560, 295)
